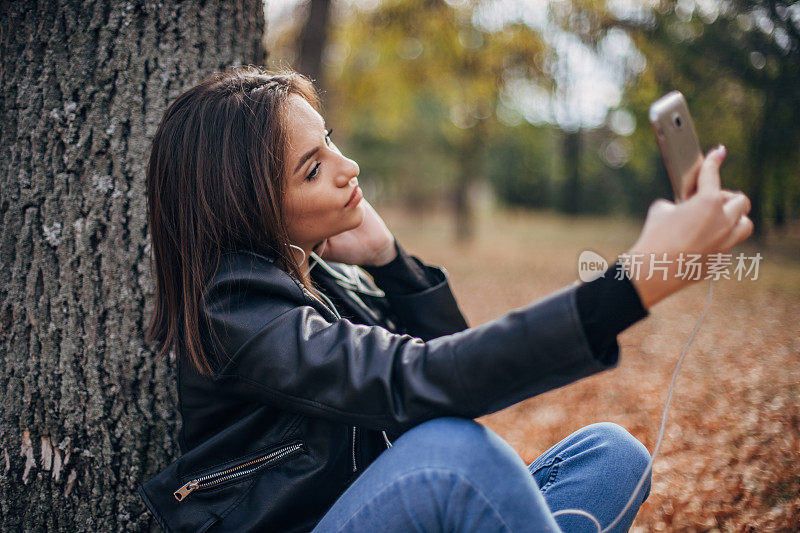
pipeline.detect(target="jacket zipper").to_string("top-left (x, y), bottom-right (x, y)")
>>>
top-left (173, 442), bottom-right (304, 502)
top-left (351, 426), bottom-right (358, 472)
top-left (310, 264), bottom-right (394, 467)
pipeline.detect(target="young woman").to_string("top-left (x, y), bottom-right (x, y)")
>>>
top-left (139, 66), bottom-right (753, 532)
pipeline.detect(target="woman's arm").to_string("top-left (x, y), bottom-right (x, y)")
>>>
top-left (203, 147), bottom-right (751, 437)
top-left (361, 238), bottom-right (438, 294)
top-left (202, 260), bottom-right (613, 436)
top-left (359, 238), bottom-right (470, 339)
top-left (361, 235), bottom-right (650, 357)
top-left (573, 147), bottom-right (751, 354)
top-left (575, 261), bottom-right (649, 354)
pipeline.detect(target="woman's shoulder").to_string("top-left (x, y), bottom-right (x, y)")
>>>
top-left (220, 248), bottom-right (278, 268)
top-left (198, 251), bottom-right (311, 368)
top-left (206, 249), bottom-right (306, 302)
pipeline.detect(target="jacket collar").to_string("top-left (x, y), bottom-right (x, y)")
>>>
top-left (309, 252), bottom-right (385, 298)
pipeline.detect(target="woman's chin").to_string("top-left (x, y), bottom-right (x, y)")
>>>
top-left (348, 201), bottom-right (366, 225)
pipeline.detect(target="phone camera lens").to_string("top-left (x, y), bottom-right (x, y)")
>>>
top-left (673, 115), bottom-right (682, 128)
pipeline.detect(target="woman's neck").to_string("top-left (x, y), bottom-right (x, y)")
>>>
top-left (290, 238), bottom-right (326, 283)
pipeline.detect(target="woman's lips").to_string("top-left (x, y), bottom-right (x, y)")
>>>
top-left (345, 186), bottom-right (363, 208)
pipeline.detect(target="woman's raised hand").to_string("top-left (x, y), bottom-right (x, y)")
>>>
top-left (625, 145), bottom-right (754, 310)
top-left (315, 197), bottom-right (398, 267)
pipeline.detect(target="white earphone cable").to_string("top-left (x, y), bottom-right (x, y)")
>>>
top-left (293, 242), bottom-right (713, 530)
top-left (554, 279), bottom-right (714, 533)
top-left (288, 243), bottom-right (306, 264)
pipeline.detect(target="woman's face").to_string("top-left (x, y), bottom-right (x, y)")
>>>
top-left (282, 94), bottom-right (363, 251)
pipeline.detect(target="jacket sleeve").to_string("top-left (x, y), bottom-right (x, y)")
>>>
top-left (576, 261), bottom-right (649, 354)
top-left (204, 260), bottom-right (622, 435)
top-left (361, 239), bottom-right (439, 295)
top-left (360, 239), bottom-right (470, 340)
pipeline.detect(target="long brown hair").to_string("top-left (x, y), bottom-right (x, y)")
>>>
top-left (146, 65), bottom-right (324, 376)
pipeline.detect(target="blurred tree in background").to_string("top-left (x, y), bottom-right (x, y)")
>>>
top-left (297, 0), bottom-right (334, 94)
top-left (612, 0), bottom-right (800, 237)
top-left (324, 0), bottom-right (546, 241)
top-left (267, 0), bottom-right (799, 241)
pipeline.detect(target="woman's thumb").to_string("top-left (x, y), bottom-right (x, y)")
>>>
top-left (697, 144), bottom-right (726, 193)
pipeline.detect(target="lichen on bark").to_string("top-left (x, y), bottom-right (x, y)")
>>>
top-left (0, 1), bottom-right (266, 529)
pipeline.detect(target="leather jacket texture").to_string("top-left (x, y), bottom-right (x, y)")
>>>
top-left (138, 245), bottom-right (620, 532)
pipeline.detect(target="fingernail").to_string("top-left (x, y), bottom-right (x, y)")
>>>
top-left (717, 144), bottom-right (727, 160)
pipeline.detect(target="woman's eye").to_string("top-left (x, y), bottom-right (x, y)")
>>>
top-left (306, 162), bottom-right (320, 181)
top-left (305, 130), bottom-right (333, 181)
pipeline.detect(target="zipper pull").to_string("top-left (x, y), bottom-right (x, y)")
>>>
top-left (351, 426), bottom-right (358, 472)
top-left (174, 480), bottom-right (199, 501)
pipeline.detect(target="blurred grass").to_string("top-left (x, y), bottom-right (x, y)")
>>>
top-left (377, 202), bottom-right (800, 531)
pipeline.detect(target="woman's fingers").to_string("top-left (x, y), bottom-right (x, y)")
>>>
top-left (721, 190), bottom-right (741, 203)
top-left (722, 192), bottom-right (751, 226)
top-left (718, 215), bottom-right (754, 252)
top-left (697, 145), bottom-right (726, 194)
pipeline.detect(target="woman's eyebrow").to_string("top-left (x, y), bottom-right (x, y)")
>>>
top-left (294, 145), bottom-right (320, 174)
top-left (293, 122), bottom-right (328, 175)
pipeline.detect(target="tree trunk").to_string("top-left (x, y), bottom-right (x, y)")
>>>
top-left (560, 128), bottom-right (581, 214)
top-left (298, 0), bottom-right (333, 96)
top-left (453, 121), bottom-right (485, 243)
top-left (0, 1), bottom-right (264, 530)
top-left (746, 93), bottom-right (776, 241)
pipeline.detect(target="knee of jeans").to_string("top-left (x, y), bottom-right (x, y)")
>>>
top-left (584, 423), bottom-right (652, 493)
top-left (402, 417), bottom-right (487, 451)
top-left (398, 417), bottom-right (518, 470)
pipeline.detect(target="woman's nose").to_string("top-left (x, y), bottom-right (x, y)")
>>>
top-left (336, 156), bottom-right (360, 186)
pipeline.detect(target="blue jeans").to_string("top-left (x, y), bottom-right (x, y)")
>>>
top-left (311, 417), bottom-right (651, 532)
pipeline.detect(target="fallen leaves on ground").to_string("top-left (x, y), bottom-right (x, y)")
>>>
top-left (384, 205), bottom-right (800, 532)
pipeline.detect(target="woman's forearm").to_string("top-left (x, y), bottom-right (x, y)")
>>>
top-left (576, 261), bottom-right (649, 353)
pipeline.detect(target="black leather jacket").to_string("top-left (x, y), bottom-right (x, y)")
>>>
top-left (139, 245), bottom-right (619, 532)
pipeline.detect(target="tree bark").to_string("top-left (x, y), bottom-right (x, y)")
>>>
top-left (297, 0), bottom-right (333, 96)
top-left (0, 1), bottom-right (264, 529)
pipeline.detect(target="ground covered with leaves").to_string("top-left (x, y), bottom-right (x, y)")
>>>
top-left (385, 205), bottom-right (799, 532)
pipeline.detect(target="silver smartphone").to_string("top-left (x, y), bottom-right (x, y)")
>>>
top-left (649, 91), bottom-right (704, 202)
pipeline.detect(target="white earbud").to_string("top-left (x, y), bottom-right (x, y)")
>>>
top-left (288, 244), bottom-right (306, 264)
